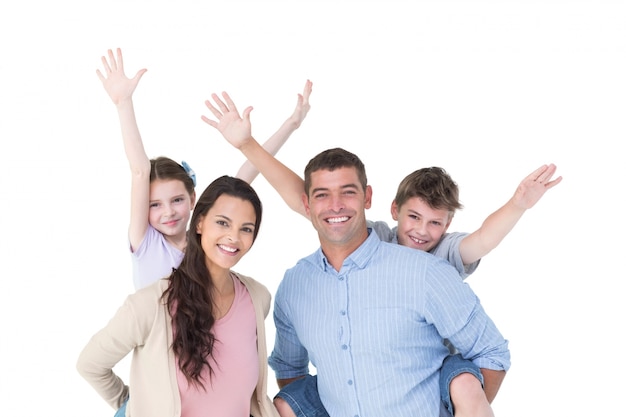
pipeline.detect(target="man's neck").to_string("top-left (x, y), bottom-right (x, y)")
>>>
top-left (321, 233), bottom-right (368, 271)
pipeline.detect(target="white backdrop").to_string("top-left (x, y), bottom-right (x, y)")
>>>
top-left (1, 1), bottom-right (624, 416)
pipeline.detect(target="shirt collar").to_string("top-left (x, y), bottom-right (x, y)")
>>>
top-left (315, 227), bottom-right (381, 273)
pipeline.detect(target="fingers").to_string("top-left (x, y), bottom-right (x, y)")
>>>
top-left (107, 49), bottom-right (117, 71)
top-left (116, 48), bottom-right (124, 71)
top-left (99, 48), bottom-right (121, 75)
top-left (526, 163), bottom-right (561, 190)
top-left (210, 92), bottom-right (230, 113)
top-left (100, 54), bottom-right (112, 74)
top-left (133, 68), bottom-right (147, 83)
top-left (204, 98), bottom-right (223, 119)
top-left (200, 114), bottom-right (218, 128)
top-left (302, 79), bottom-right (313, 101)
top-left (96, 69), bottom-right (105, 83)
top-left (221, 91), bottom-right (239, 114)
top-left (242, 106), bottom-right (253, 120)
top-left (544, 175), bottom-right (563, 190)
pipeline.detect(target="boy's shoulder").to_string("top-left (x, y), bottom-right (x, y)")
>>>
top-left (367, 219), bottom-right (395, 243)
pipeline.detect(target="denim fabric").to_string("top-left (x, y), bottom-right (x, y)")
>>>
top-left (275, 375), bottom-right (329, 417)
top-left (440, 354), bottom-right (484, 416)
top-left (114, 397), bottom-right (128, 417)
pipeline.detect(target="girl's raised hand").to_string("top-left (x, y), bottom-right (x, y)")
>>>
top-left (96, 48), bottom-right (147, 105)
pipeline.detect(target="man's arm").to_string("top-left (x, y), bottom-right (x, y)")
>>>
top-left (202, 91), bottom-right (308, 217)
top-left (276, 376), bottom-right (306, 389)
top-left (480, 368), bottom-right (506, 403)
top-left (459, 163), bottom-right (562, 265)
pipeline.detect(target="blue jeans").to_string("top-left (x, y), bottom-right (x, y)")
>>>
top-left (439, 354), bottom-right (484, 416)
top-left (276, 355), bottom-right (483, 417)
top-left (114, 397), bottom-right (128, 417)
top-left (275, 375), bottom-right (329, 417)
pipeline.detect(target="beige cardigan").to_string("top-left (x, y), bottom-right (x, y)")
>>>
top-left (76, 273), bottom-right (279, 417)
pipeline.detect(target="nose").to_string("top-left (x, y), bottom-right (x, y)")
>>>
top-left (329, 192), bottom-right (346, 212)
top-left (163, 203), bottom-right (176, 217)
top-left (414, 219), bottom-right (427, 235)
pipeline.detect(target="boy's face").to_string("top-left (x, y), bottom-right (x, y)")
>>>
top-left (391, 196), bottom-right (452, 253)
top-left (303, 167), bottom-right (372, 251)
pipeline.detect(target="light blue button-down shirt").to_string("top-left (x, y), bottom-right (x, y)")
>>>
top-left (269, 229), bottom-right (510, 417)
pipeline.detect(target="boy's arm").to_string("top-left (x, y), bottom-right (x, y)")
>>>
top-left (236, 80), bottom-right (312, 182)
top-left (202, 91), bottom-right (308, 218)
top-left (97, 48), bottom-right (151, 250)
top-left (459, 164), bottom-right (563, 264)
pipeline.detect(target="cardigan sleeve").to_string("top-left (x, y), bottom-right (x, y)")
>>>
top-left (76, 282), bottom-right (163, 409)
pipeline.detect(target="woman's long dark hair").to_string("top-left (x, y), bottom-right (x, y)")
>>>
top-left (163, 175), bottom-right (262, 388)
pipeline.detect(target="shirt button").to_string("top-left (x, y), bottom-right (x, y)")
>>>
top-left (340, 310), bottom-right (346, 315)
top-left (341, 344), bottom-right (348, 350)
top-left (348, 379), bottom-right (353, 385)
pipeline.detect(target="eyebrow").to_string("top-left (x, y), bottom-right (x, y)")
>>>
top-left (406, 209), bottom-right (446, 222)
top-left (149, 194), bottom-right (186, 204)
top-left (215, 214), bottom-right (255, 228)
top-left (311, 183), bottom-right (360, 194)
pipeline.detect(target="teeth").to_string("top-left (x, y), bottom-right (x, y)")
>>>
top-left (218, 244), bottom-right (237, 253)
top-left (410, 236), bottom-right (426, 244)
top-left (327, 216), bottom-right (349, 224)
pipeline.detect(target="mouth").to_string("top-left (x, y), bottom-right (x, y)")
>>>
top-left (409, 235), bottom-right (427, 245)
top-left (218, 244), bottom-right (238, 254)
top-left (163, 219), bottom-right (180, 227)
top-left (325, 216), bottom-right (350, 224)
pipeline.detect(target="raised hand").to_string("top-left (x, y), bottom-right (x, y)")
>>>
top-left (201, 92), bottom-right (253, 149)
top-left (96, 48), bottom-right (147, 105)
top-left (512, 164), bottom-right (563, 209)
top-left (286, 79), bottom-right (313, 129)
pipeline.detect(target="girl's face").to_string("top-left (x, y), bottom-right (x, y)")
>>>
top-left (149, 179), bottom-right (195, 239)
top-left (391, 196), bottom-right (452, 253)
top-left (195, 194), bottom-right (257, 274)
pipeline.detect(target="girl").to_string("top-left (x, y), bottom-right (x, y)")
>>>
top-left (77, 175), bottom-right (278, 417)
top-left (96, 48), bottom-right (311, 289)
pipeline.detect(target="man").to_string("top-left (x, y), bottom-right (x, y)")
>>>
top-left (268, 148), bottom-right (510, 417)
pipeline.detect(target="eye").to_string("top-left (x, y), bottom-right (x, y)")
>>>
top-left (149, 202), bottom-right (160, 209)
top-left (173, 197), bottom-right (185, 203)
top-left (431, 221), bottom-right (442, 226)
top-left (216, 220), bottom-right (228, 226)
top-left (242, 227), bottom-right (254, 234)
top-left (408, 214), bottom-right (418, 220)
top-left (313, 192), bottom-right (327, 199)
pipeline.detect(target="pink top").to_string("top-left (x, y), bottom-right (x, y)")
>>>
top-left (176, 276), bottom-right (259, 417)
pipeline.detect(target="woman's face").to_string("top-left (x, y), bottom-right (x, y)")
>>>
top-left (195, 194), bottom-right (257, 273)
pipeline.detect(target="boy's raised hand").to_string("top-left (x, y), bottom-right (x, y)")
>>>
top-left (513, 164), bottom-right (563, 209)
top-left (202, 92), bottom-right (253, 149)
top-left (96, 48), bottom-right (147, 106)
top-left (286, 79), bottom-right (313, 129)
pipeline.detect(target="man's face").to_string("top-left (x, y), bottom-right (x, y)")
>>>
top-left (303, 167), bottom-right (372, 251)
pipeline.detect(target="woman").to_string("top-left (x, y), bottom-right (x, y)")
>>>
top-left (77, 175), bottom-right (278, 417)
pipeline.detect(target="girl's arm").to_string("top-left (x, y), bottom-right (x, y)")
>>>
top-left (97, 48), bottom-right (151, 250)
top-left (236, 80), bottom-right (312, 183)
top-left (459, 164), bottom-right (562, 264)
